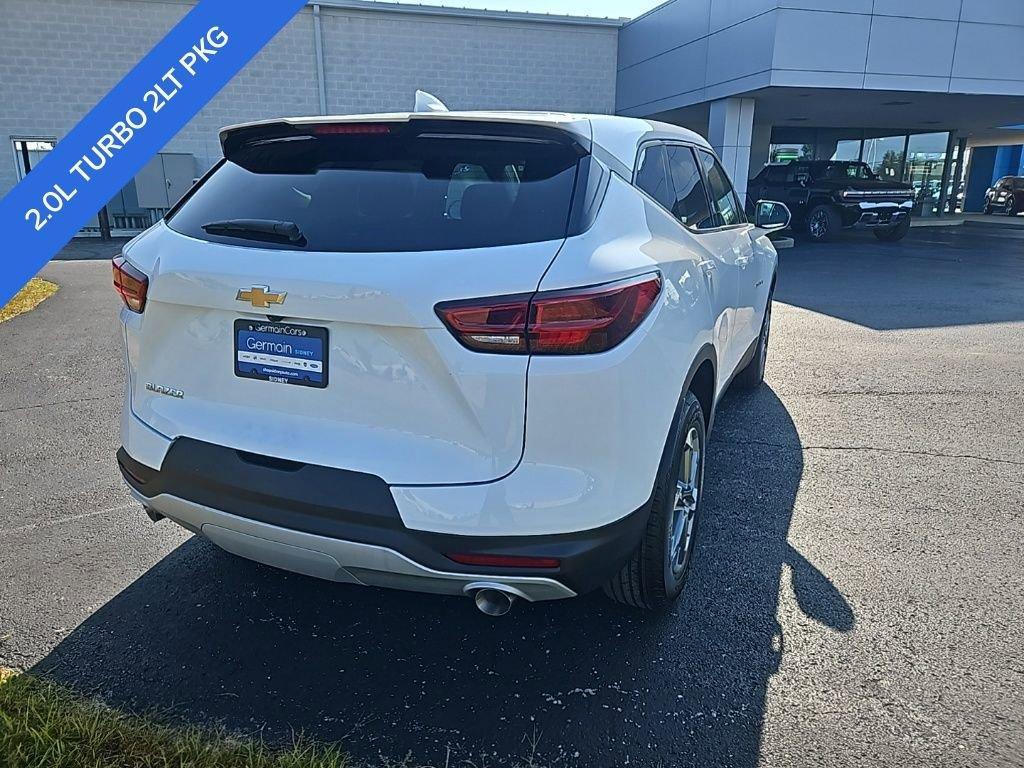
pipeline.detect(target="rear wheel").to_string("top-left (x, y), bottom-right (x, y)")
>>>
top-left (737, 291), bottom-right (773, 389)
top-left (604, 391), bottom-right (706, 610)
top-left (806, 204), bottom-right (841, 242)
top-left (873, 218), bottom-right (911, 242)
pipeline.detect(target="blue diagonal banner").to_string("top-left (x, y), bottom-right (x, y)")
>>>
top-left (0, 0), bottom-right (307, 307)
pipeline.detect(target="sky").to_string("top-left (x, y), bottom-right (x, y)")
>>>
top-left (362, 0), bottom-right (665, 20)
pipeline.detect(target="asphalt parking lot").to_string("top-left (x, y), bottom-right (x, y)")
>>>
top-left (2, 226), bottom-right (1022, 767)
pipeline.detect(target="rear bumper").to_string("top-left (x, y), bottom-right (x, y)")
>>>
top-left (117, 440), bottom-right (651, 598)
top-left (127, 489), bottom-right (577, 602)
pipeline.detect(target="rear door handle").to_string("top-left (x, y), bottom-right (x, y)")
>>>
top-left (698, 259), bottom-right (717, 272)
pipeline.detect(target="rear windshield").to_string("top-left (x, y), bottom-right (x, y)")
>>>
top-left (166, 121), bottom-right (585, 252)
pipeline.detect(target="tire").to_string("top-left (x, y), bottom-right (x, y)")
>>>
top-left (805, 204), bottom-right (841, 242)
top-left (873, 218), bottom-right (911, 242)
top-left (736, 291), bottom-right (773, 389)
top-left (1006, 198), bottom-right (1016, 216)
top-left (604, 391), bottom-right (706, 610)
top-left (983, 202), bottom-right (993, 215)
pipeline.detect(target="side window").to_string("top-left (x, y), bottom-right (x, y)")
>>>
top-left (698, 151), bottom-right (745, 228)
top-left (635, 145), bottom-right (674, 211)
top-left (665, 145), bottom-right (713, 229)
top-left (1015, 178), bottom-right (1024, 190)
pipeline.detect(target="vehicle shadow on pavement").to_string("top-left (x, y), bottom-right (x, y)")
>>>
top-left (30, 386), bottom-right (853, 767)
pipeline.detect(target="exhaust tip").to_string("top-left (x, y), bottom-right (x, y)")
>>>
top-left (473, 588), bottom-right (515, 617)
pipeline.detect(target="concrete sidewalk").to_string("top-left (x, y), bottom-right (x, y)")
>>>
top-left (912, 212), bottom-right (1024, 229)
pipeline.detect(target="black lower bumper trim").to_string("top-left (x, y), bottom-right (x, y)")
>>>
top-left (118, 440), bottom-right (650, 595)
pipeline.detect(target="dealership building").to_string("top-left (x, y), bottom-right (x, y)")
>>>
top-left (2, 0), bottom-right (1023, 236)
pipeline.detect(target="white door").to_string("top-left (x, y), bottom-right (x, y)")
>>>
top-left (635, 143), bottom-right (745, 381)
top-left (659, 145), bottom-right (735, 375)
top-left (695, 149), bottom-right (756, 377)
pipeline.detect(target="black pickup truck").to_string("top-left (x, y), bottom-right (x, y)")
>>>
top-left (748, 160), bottom-right (915, 242)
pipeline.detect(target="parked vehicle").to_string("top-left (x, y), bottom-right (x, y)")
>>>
top-left (114, 109), bottom-right (787, 614)
top-left (749, 160), bottom-right (915, 242)
top-left (983, 176), bottom-right (1024, 215)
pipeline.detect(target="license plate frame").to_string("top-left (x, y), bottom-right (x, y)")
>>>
top-left (234, 319), bottom-right (328, 389)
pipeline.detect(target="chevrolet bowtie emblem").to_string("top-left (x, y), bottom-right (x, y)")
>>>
top-left (237, 286), bottom-right (287, 309)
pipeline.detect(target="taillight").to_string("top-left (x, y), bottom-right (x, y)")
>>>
top-left (446, 553), bottom-right (561, 569)
top-left (433, 294), bottom-right (532, 353)
top-left (112, 255), bottom-right (148, 313)
top-left (436, 274), bottom-right (661, 355)
top-left (529, 275), bottom-right (662, 354)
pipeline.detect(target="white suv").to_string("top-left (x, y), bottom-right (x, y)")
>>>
top-left (114, 111), bottom-right (786, 615)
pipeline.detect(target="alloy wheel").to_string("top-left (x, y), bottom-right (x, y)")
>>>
top-left (670, 427), bottom-right (702, 575)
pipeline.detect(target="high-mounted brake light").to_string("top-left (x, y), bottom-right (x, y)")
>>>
top-left (447, 553), bottom-right (561, 569)
top-left (436, 274), bottom-right (662, 356)
top-left (112, 255), bottom-right (148, 313)
top-left (309, 123), bottom-right (392, 135)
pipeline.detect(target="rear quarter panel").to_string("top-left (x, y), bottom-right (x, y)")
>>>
top-left (394, 174), bottom-right (717, 536)
top-left (529, 175), bottom-right (717, 519)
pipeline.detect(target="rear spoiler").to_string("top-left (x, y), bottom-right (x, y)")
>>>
top-left (219, 115), bottom-right (593, 159)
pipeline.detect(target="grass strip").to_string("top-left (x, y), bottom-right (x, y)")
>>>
top-left (0, 278), bottom-right (59, 324)
top-left (0, 669), bottom-right (352, 768)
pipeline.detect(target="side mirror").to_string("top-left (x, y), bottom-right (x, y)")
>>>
top-left (754, 200), bottom-right (791, 231)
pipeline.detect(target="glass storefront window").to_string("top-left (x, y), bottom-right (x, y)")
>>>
top-left (813, 129), bottom-right (863, 162)
top-left (950, 145), bottom-right (966, 214)
top-left (769, 143), bottom-right (813, 163)
top-left (831, 140), bottom-right (861, 161)
top-left (770, 129), bottom-right (864, 164)
top-left (765, 129), bottom-right (953, 216)
top-left (905, 132), bottom-right (949, 218)
top-left (862, 135), bottom-right (906, 181)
